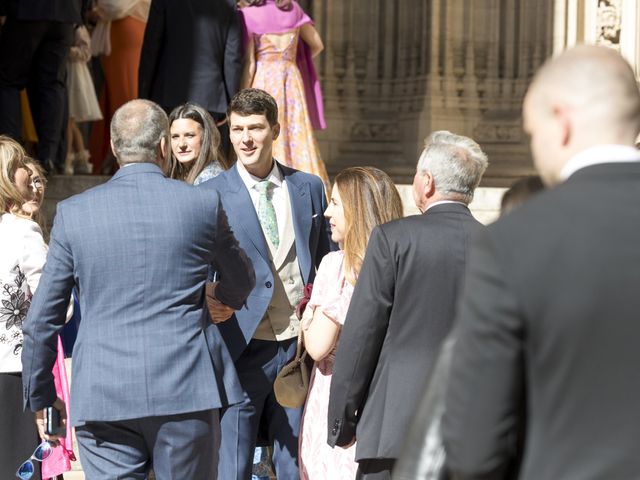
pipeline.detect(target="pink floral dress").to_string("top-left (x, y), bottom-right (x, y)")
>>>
top-left (299, 251), bottom-right (358, 479)
top-left (250, 29), bottom-right (330, 191)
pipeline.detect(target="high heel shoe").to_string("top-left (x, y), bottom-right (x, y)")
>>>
top-left (64, 153), bottom-right (75, 175)
top-left (73, 149), bottom-right (93, 174)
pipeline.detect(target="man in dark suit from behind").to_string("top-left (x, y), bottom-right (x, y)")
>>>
top-left (442, 46), bottom-right (640, 480)
top-left (0, 0), bottom-right (85, 174)
top-left (138, 0), bottom-right (242, 156)
top-left (328, 131), bottom-right (488, 479)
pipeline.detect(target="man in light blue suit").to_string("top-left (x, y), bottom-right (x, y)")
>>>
top-left (201, 89), bottom-right (332, 479)
top-left (21, 99), bottom-right (255, 479)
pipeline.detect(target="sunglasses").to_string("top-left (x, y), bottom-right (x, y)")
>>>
top-left (15, 441), bottom-right (52, 479)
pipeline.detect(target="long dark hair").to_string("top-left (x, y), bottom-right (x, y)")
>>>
top-left (168, 103), bottom-right (228, 184)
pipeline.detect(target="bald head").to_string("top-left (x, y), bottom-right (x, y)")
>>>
top-left (110, 99), bottom-right (170, 167)
top-left (524, 46), bottom-right (640, 185)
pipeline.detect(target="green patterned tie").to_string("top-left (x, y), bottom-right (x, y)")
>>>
top-left (255, 180), bottom-right (279, 248)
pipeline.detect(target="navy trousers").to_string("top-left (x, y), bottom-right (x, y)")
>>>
top-left (218, 338), bottom-right (301, 480)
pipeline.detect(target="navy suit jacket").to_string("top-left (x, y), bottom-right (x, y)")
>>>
top-left (200, 162), bottom-right (332, 361)
top-left (21, 163), bottom-right (254, 425)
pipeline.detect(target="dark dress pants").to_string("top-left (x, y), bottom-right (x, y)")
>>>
top-left (0, 373), bottom-right (42, 480)
top-left (219, 338), bottom-right (301, 480)
top-left (0, 17), bottom-right (72, 170)
top-left (76, 409), bottom-right (220, 480)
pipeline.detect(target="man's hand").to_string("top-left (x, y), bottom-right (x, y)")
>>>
top-left (35, 397), bottom-right (66, 447)
top-left (206, 282), bottom-right (235, 323)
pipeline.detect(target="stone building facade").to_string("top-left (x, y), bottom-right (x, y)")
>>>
top-left (308, 0), bottom-right (639, 186)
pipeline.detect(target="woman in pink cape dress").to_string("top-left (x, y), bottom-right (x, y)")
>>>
top-left (239, 0), bottom-right (330, 190)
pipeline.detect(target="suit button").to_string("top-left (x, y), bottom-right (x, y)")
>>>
top-left (334, 420), bottom-right (339, 427)
top-left (265, 281), bottom-right (272, 288)
top-left (332, 427), bottom-right (338, 435)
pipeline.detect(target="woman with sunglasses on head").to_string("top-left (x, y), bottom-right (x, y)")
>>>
top-left (168, 102), bottom-right (230, 185)
top-left (299, 167), bottom-right (403, 479)
top-left (0, 138), bottom-right (72, 480)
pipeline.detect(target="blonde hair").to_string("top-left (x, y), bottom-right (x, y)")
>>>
top-left (0, 136), bottom-right (30, 215)
top-left (334, 167), bottom-right (404, 285)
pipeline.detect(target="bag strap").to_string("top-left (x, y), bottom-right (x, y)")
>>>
top-left (294, 325), bottom-right (304, 360)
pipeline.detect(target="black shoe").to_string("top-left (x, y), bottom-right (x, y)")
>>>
top-left (43, 158), bottom-right (63, 176)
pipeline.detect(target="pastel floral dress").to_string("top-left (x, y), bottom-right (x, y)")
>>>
top-left (299, 251), bottom-right (358, 479)
top-left (250, 29), bottom-right (330, 191)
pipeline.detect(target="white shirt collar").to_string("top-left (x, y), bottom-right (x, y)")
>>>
top-left (237, 159), bottom-right (283, 191)
top-left (560, 145), bottom-right (640, 181)
top-left (425, 200), bottom-right (467, 212)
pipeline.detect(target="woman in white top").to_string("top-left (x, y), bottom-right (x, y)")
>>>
top-left (0, 136), bottom-right (50, 479)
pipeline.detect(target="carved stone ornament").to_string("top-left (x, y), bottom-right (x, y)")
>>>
top-left (350, 122), bottom-right (400, 142)
top-left (473, 123), bottom-right (523, 144)
top-left (596, 0), bottom-right (622, 48)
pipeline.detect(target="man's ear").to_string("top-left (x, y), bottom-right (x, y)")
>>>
top-left (110, 139), bottom-right (116, 158)
top-left (158, 136), bottom-right (169, 173)
top-left (272, 123), bottom-right (281, 140)
top-left (554, 104), bottom-right (572, 147)
top-left (423, 171), bottom-right (436, 198)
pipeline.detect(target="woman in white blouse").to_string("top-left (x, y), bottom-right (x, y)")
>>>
top-left (0, 136), bottom-right (51, 479)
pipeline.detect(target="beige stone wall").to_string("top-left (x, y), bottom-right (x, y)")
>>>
top-left (310, 0), bottom-right (555, 186)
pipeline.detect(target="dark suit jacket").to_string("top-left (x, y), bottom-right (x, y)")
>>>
top-left (199, 162), bottom-right (332, 361)
top-left (138, 0), bottom-right (242, 115)
top-left (1, 0), bottom-right (82, 22)
top-left (21, 163), bottom-right (254, 425)
top-left (443, 162), bottom-right (640, 480)
top-left (328, 203), bottom-right (482, 461)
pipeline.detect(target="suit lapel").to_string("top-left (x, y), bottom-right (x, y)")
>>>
top-left (282, 165), bottom-right (312, 283)
top-left (222, 166), bottom-right (270, 264)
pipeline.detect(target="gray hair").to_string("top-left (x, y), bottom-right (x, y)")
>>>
top-left (417, 131), bottom-right (488, 203)
top-left (110, 100), bottom-right (169, 164)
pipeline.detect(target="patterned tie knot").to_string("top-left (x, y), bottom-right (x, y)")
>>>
top-left (255, 180), bottom-right (274, 197)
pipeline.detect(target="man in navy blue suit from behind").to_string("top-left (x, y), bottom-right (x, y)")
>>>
top-left (22, 99), bottom-right (255, 479)
top-left (201, 88), bottom-right (332, 479)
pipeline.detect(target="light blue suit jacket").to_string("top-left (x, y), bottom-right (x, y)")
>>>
top-left (21, 163), bottom-right (255, 425)
top-left (200, 162), bottom-right (332, 361)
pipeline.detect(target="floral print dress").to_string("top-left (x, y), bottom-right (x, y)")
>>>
top-left (250, 29), bottom-right (330, 192)
top-left (299, 251), bottom-right (358, 479)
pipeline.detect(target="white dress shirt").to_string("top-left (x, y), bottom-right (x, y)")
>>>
top-left (425, 200), bottom-right (467, 212)
top-left (560, 144), bottom-right (640, 181)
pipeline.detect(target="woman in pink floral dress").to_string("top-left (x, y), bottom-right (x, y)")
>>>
top-left (299, 167), bottom-right (403, 479)
top-left (239, 0), bottom-right (330, 190)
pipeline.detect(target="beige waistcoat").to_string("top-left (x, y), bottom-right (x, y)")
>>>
top-left (253, 196), bottom-right (304, 341)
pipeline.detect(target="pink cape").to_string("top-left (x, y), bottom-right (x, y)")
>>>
top-left (41, 337), bottom-right (74, 480)
top-left (240, 0), bottom-right (326, 130)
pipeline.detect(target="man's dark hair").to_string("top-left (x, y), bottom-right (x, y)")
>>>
top-left (227, 88), bottom-right (279, 127)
